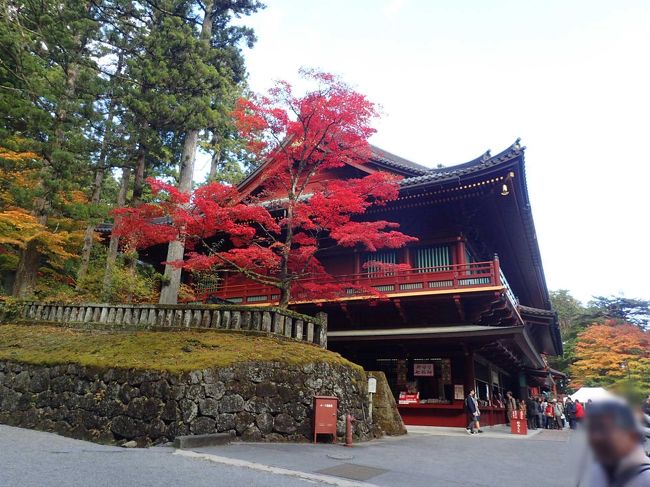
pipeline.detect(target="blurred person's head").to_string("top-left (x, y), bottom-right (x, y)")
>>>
top-left (587, 401), bottom-right (643, 468)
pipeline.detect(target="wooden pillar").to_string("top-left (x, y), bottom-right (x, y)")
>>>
top-left (353, 252), bottom-right (361, 274)
top-left (493, 253), bottom-right (501, 286)
top-left (456, 237), bottom-right (467, 267)
top-left (464, 349), bottom-right (475, 395)
top-left (403, 247), bottom-right (412, 267)
top-left (519, 371), bottom-right (529, 401)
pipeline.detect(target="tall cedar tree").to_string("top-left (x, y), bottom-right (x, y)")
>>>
top-left (0, 0), bottom-right (103, 296)
top-left (158, 0), bottom-right (263, 304)
top-left (112, 71), bottom-right (417, 307)
top-left (89, 0), bottom-right (261, 299)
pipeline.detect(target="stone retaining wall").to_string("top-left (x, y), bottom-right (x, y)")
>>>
top-left (0, 360), bottom-right (376, 447)
top-left (3, 302), bottom-right (327, 348)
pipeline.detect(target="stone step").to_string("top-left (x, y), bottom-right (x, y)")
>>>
top-left (173, 432), bottom-right (235, 449)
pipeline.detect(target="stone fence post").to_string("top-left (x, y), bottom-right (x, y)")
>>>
top-left (1, 302), bottom-right (328, 348)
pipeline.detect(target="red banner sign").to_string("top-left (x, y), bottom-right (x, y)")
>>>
top-left (398, 392), bottom-right (420, 405)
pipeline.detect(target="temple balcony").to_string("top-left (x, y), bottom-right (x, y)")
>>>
top-left (196, 257), bottom-right (519, 311)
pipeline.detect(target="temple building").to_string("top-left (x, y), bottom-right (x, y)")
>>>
top-left (197, 139), bottom-right (563, 427)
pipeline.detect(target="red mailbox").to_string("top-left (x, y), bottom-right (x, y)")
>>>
top-left (313, 396), bottom-right (338, 444)
top-left (510, 410), bottom-right (528, 435)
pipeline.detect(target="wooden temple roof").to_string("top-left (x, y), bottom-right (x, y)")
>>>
top-left (398, 141), bottom-right (521, 189)
top-left (367, 145), bottom-right (430, 175)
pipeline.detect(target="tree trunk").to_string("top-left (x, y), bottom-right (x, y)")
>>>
top-left (208, 132), bottom-right (221, 181)
top-left (132, 143), bottom-right (146, 205)
top-left (102, 167), bottom-right (130, 299)
top-left (159, 3), bottom-right (214, 304)
top-left (76, 55), bottom-right (122, 287)
top-left (13, 57), bottom-right (80, 297)
top-left (122, 139), bottom-right (147, 278)
top-left (12, 212), bottom-right (47, 298)
top-left (158, 130), bottom-right (198, 304)
top-left (76, 164), bottom-right (105, 287)
top-left (276, 192), bottom-right (296, 308)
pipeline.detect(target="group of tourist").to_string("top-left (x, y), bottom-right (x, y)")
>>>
top-left (466, 389), bottom-right (650, 485)
top-left (522, 395), bottom-right (587, 430)
top-left (468, 389), bottom-right (592, 432)
top-left (464, 389), bottom-right (586, 434)
top-left (500, 390), bottom-right (588, 430)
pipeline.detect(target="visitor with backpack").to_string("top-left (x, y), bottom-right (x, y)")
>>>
top-left (465, 389), bottom-right (483, 435)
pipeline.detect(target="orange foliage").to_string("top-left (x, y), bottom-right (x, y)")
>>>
top-left (0, 147), bottom-right (39, 162)
top-left (571, 320), bottom-right (650, 393)
top-left (0, 209), bottom-right (83, 267)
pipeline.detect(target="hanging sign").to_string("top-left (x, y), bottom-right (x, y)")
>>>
top-left (413, 363), bottom-right (434, 377)
top-left (454, 384), bottom-right (465, 400)
top-left (441, 359), bottom-right (452, 383)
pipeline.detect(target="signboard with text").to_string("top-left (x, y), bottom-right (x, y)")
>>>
top-left (413, 363), bottom-right (434, 377)
top-left (510, 410), bottom-right (528, 435)
top-left (398, 392), bottom-right (420, 405)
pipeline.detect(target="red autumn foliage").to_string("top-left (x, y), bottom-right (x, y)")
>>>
top-left (112, 70), bottom-right (416, 306)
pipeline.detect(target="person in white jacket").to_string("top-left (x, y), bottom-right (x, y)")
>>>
top-left (581, 401), bottom-right (650, 487)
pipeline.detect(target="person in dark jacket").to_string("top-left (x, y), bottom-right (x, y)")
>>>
top-left (505, 391), bottom-right (517, 425)
top-left (565, 397), bottom-right (577, 430)
top-left (465, 389), bottom-right (483, 434)
top-left (526, 396), bottom-right (538, 429)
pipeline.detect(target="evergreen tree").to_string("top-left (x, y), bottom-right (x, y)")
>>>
top-left (0, 0), bottom-right (104, 296)
top-left (156, 0), bottom-right (263, 304)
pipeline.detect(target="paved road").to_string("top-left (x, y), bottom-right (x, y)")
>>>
top-left (0, 425), bottom-right (312, 487)
top-left (192, 426), bottom-right (587, 487)
top-left (0, 424), bottom-right (586, 486)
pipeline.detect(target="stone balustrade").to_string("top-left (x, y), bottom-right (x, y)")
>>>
top-left (4, 302), bottom-right (327, 348)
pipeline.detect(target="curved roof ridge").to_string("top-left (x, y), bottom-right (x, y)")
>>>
top-left (428, 149), bottom-right (492, 174)
top-left (399, 139), bottom-right (524, 188)
top-left (369, 145), bottom-right (430, 174)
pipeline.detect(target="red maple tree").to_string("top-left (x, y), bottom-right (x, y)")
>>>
top-left (112, 70), bottom-right (417, 306)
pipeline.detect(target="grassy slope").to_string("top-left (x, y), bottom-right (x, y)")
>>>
top-left (0, 324), bottom-right (357, 373)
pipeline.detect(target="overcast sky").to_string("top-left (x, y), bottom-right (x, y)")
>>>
top-left (197, 0), bottom-right (650, 304)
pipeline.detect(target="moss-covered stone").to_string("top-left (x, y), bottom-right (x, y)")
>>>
top-left (367, 371), bottom-right (406, 436)
top-left (0, 324), bottom-right (357, 373)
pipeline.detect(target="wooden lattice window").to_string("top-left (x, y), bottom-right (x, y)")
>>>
top-left (363, 250), bottom-right (397, 276)
top-left (414, 245), bottom-right (451, 272)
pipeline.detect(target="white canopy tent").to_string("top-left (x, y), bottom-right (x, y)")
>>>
top-left (570, 387), bottom-right (614, 403)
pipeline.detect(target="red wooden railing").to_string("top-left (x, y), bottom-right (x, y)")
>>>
top-left (196, 260), bottom-right (506, 306)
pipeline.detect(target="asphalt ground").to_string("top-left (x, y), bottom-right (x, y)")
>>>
top-left (0, 424), bottom-right (585, 487)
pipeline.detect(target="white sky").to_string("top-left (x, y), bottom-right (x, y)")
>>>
top-left (195, 0), bottom-right (650, 304)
